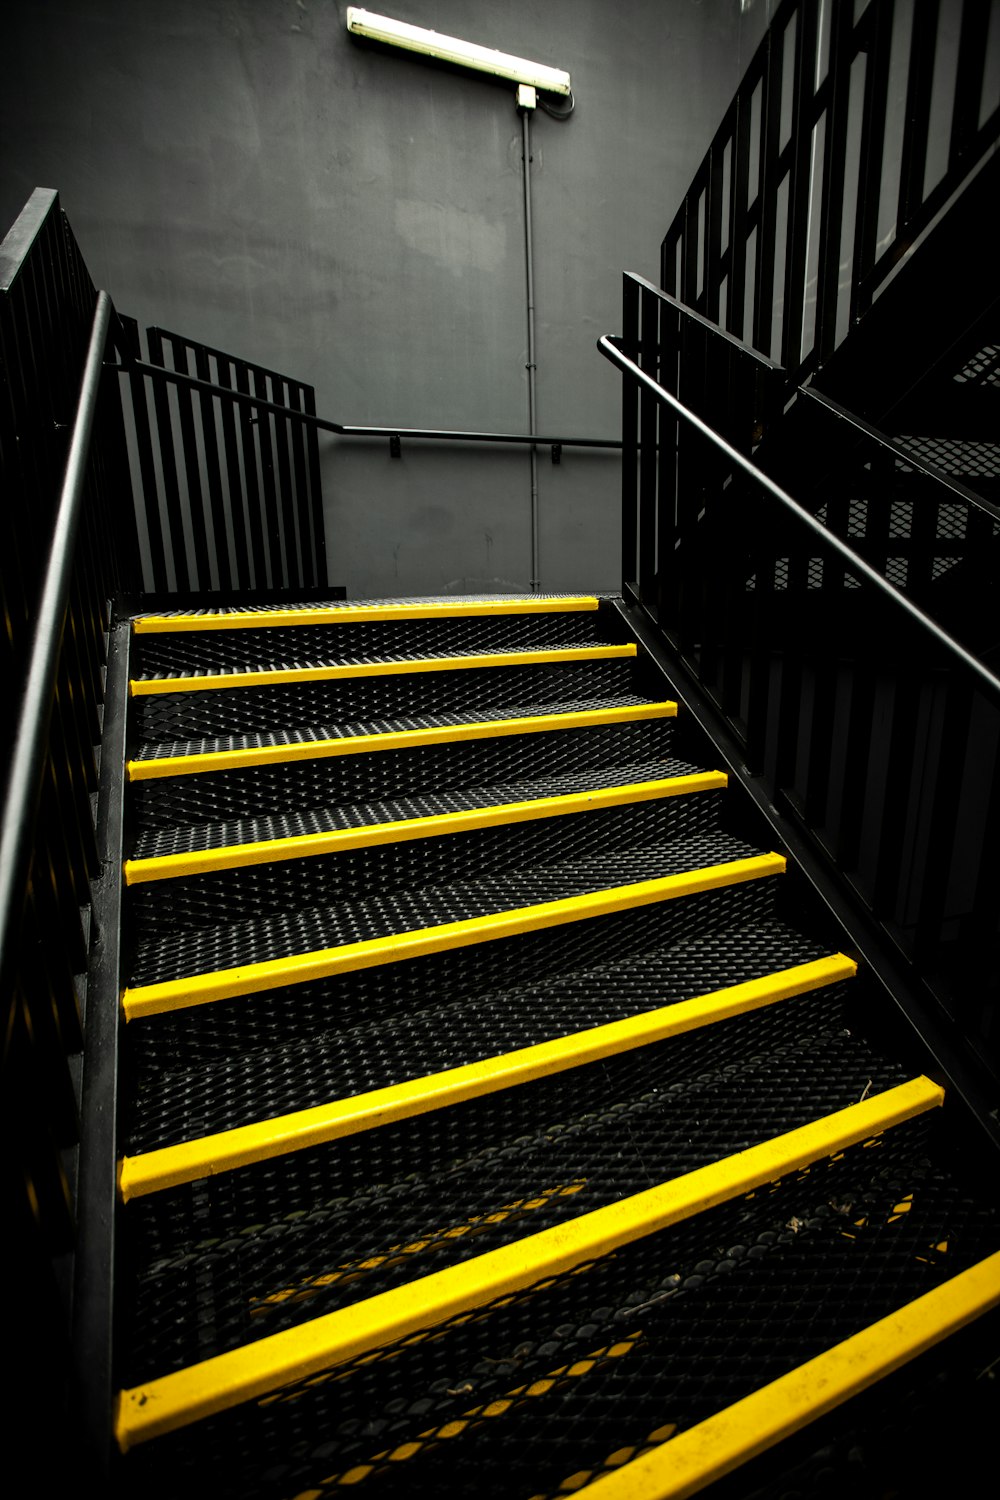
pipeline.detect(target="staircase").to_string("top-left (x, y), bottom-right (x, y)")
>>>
top-left (109, 594), bottom-right (1000, 1497)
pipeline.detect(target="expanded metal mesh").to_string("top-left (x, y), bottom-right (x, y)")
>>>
top-left (134, 612), bottom-right (612, 677)
top-left (129, 757), bottom-right (707, 862)
top-left (133, 658), bottom-right (639, 743)
top-left (124, 915), bottom-right (827, 1151)
top-left (131, 714), bottom-right (676, 830)
top-left (122, 981), bottom-right (908, 1386)
top-left (121, 1116), bottom-right (1000, 1500)
top-left (126, 786), bottom-right (725, 946)
top-left (127, 828), bottom-right (760, 986)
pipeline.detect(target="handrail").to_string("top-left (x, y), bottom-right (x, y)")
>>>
top-left (797, 386), bottom-right (1000, 527)
top-left (624, 271), bottom-right (785, 375)
top-left (598, 332), bottom-right (1000, 705)
top-left (0, 289), bottom-right (114, 988)
top-left (115, 357), bottom-right (622, 451)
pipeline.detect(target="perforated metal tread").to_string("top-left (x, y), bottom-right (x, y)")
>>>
top-left (127, 878), bottom-right (781, 1070)
top-left (130, 715), bottom-right (678, 830)
top-left (133, 611), bottom-right (616, 677)
top-left (126, 783), bottom-right (725, 945)
top-left (129, 758), bottom-right (707, 862)
top-left (131, 658), bottom-right (640, 743)
top-left (121, 984), bottom-right (912, 1387)
top-left (127, 829), bottom-right (767, 987)
top-left (123, 919), bottom-right (832, 1152)
top-left (121, 1112), bottom-right (1000, 1499)
top-left (130, 693), bottom-right (661, 763)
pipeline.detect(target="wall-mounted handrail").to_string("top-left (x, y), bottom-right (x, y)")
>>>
top-left (115, 356), bottom-right (622, 451)
top-left (0, 290), bottom-right (114, 992)
top-left (598, 330), bottom-right (1000, 705)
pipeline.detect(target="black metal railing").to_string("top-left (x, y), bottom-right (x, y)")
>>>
top-left (758, 385), bottom-right (1000, 664)
top-left (0, 189), bottom-right (140, 1462)
top-left (662, 0), bottom-right (1000, 379)
top-left (603, 272), bottom-right (1000, 1089)
top-left (115, 333), bottom-right (621, 599)
top-left (118, 322), bottom-right (328, 596)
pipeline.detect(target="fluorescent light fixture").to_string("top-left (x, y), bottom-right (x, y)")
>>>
top-left (345, 8), bottom-right (572, 96)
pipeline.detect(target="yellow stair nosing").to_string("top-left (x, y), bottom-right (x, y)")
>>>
top-left (124, 771), bottom-right (729, 885)
top-left (129, 644), bottom-right (637, 695)
top-left (117, 953), bottom-right (858, 1200)
top-left (112, 1075), bottom-right (946, 1450)
top-left (132, 596), bottom-right (602, 633)
top-left (126, 701), bottom-right (678, 781)
top-left (120, 853), bottom-right (787, 1019)
top-left (581, 1246), bottom-right (1000, 1499)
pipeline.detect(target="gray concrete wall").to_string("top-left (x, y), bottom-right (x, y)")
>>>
top-left (1, 0), bottom-right (773, 597)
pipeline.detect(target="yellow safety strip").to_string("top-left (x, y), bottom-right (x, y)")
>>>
top-left (118, 953), bottom-right (853, 1199)
top-left (126, 701), bottom-right (678, 781)
top-left (580, 1245), bottom-right (1000, 1500)
top-left (120, 853), bottom-right (785, 1020)
top-left (112, 1074), bottom-right (944, 1449)
top-left (132, 597), bottom-right (601, 633)
top-left (124, 772), bottom-right (728, 885)
top-left (129, 644), bottom-right (637, 695)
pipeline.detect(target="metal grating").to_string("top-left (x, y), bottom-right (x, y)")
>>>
top-left (133, 659), bottom-right (639, 743)
top-left (126, 788), bottom-right (724, 945)
top-left (124, 917), bottom-right (829, 1151)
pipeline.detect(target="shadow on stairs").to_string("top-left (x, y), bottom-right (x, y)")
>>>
top-left (110, 593), bottom-right (1000, 1498)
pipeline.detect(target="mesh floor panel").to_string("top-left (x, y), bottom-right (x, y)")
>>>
top-left (126, 786), bottom-right (725, 945)
top-left (129, 757), bottom-right (707, 861)
top-left (121, 983), bottom-right (908, 1383)
top-left (124, 917), bottom-right (829, 1151)
top-left (134, 612), bottom-right (614, 676)
top-left (120, 1116), bottom-right (1000, 1500)
top-left (131, 715), bottom-right (676, 830)
top-left (127, 829), bottom-right (762, 986)
top-left (125, 879), bottom-right (781, 1072)
top-left (133, 658), bottom-right (639, 742)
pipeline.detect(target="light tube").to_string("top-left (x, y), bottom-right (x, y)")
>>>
top-left (345, 8), bottom-right (572, 95)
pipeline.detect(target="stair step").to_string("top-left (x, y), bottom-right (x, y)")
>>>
top-left (126, 764), bottom-right (722, 875)
top-left (124, 774), bottom-right (727, 944)
top-left (122, 837), bottom-right (783, 1014)
top-left (130, 651), bottom-right (640, 742)
top-left (119, 952), bottom-right (855, 1196)
top-left (124, 876), bottom-right (784, 1069)
top-left (130, 598), bottom-right (611, 677)
top-left (114, 1077), bottom-right (944, 1447)
top-left (118, 1109), bottom-right (999, 1498)
top-left (128, 701), bottom-right (679, 830)
top-left (132, 594), bottom-right (603, 632)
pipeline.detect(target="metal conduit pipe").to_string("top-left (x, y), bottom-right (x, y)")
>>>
top-left (520, 102), bottom-right (540, 591)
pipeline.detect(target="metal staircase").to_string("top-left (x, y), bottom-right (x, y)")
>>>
top-left (104, 595), bottom-right (999, 1497)
top-left (5, 1), bottom-right (1000, 1489)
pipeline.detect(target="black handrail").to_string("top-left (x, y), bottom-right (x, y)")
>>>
top-left (797, 385), bottom-right (1000, 527)
top-left (0, 289), bottom-right (114, 991)
top-left (598, 331), bottom-right (1000, 705)
top-left (116, 356), bottom-right (622, 451)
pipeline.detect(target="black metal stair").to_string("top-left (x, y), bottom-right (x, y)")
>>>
top-left (109, 594), bottom-right (1000, 1499)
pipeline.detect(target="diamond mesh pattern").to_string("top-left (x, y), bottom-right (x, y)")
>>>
top-left (126, 787), bottom-right (724, 944)
top-left (127, 829), bottom-right (761, 986)
top-left (120, 1116), bottom-right (1000, 1500)
top-left (121, 983), bottom-right (908, 1384)
top-left (133, 658), bottom-right (637, 743)
top-left (129, 758), bottom-right (707, 861)
top-left (134, 613), bottom-right (611, 676)
top-left (131, 715), bottom-right (675, 830)
top-left (124, 917), bottom-right (827, 1151)
top-left (126, 879), bottom-right (779, 1072)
